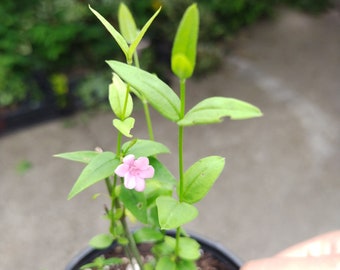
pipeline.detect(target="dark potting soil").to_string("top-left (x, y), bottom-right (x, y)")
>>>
top-left (96, 243), bottom-right (233, 270)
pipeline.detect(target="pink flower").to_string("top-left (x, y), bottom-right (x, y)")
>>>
top-left (115, 154), bottom-right (154, 192)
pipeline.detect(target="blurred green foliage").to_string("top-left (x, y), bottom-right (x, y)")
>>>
top-left (283, 0), bottom-right (334, 13)
top-left (0, 0), bottom-right (334, 109)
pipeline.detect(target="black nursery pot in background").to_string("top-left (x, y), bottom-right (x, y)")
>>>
top-left (0, 72), bottom-right (76, 135)
top-left (65, 232), bottom-right (242, 270)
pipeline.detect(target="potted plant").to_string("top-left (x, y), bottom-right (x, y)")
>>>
top-left (56, 2), bottom-right (262, 270)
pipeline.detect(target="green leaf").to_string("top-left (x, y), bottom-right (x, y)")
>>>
top-left (156, 196), bottom-right (198, 230)
top-left (178, 97), bottom-right (263, 126)
top-left (68, 152), bottom-right (119, 199)
top-left (156, 256), bottom-right (176, 270)
top-left (149, 157), bottom-right (176, 185)
top-left (104, 257), bottom-right (123, 266)
top-left (133, 227), bottom-right (164, 244)
top-left (152, 236), bottom-right (176, 257)
top-left (80, 256), bottom-right (122, 269)
top-left (146, 179), bottom-right (173, 206)
top-left (113, 117), bottom-right (135, 138)
top-left (128, 7), bottom-right (161, 61)
top-left (114, 208), bottom-right (124, 220)
top-left (106, 61), bottom-right (181, 122)
top-left (176, 259), bottom-right (197, 270)
top-left (109, 73), bottom-right (133, 119)
top-left (145, 158), bottom-right (176, 205)
top-left (89, 5), bottom-right (129, 57)
top-left (181, 156), bottom-right (225, 204)
top-left (147, 205), bottom-right (160, 227)
top-left (122, 139), bottom-right (170, 158)
top-left (178, 237), bottom-right (201, 260)
top-left (89, 233), bottom-right (114, 249)
top-left (171, 4), bottom-right (199, 79)
top-left (117, 237), bottom-right (129, 245)
top-left (119, 188), bottom-right (148, 224)
top-left (118, 3), bottom-right (138, 44)
top-left (54, 151), bottom-right (99, 164)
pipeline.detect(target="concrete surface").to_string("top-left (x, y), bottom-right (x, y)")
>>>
top-left (1, 7), bottom-right (339, 270)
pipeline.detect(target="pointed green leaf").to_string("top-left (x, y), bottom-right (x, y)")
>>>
top-left (128, 7), bottom-right (161, 60)
top-left (148, 157), bottom-right (176, 185)
top-left (68, 152), bottom-right (119, 199)
top-left (122, 139), bottom-right (170, 158)
top-left (109, 74), bottom-right (133, 119)
top-left (113, 117), bottom-right (135, 138)
top-left (89, 5), bottom-right (129, 56)
top-left (145, 179), bottom-right (173, 207)
top-left (181, 156), bottom-right (225, 204)
top-left (145, 158), bottom-right (176, 205)
top-left (106, 61), bottom-right (181, 122)
top-left (119, 188), bottom-right (148, 223)
top-left (54, 151), bottom-right (99, 164)
top-left (118, 3), bottom-right (138, 44)
top-left (178, 97), bottom-right (263, 126)
top-left (171, 4), bottom-right (199, 79)
top-left (156, 196), bottom-right (198, 230)
top-left (89, 233), bottom-right (114, 249)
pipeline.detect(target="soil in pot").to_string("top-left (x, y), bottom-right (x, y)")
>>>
top-left (101, 243), bottom-right (238, 270)
top-left (66, 234), bottom-right (241, 270)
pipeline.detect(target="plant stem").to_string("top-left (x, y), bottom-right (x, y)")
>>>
top-left (116, 132), bottom-right (122, 157)
top-left (175, 227), bottom-right (181, 258)
top-left (133, 51), bottom-right (155, 141)
top-left (176, 78), bottom-right (187, 258)
top-left (133, 51), bottom-right (140, 68)
top-left (178, 78), bottom-right (186, 201)
top-left (123, 83), bottom-right (131, 118)
top-left (105, 177), bottom-right (112, 194)
top-left (178, 126), bottom-right (184, 201)
top-left (121, 210), bottom-right (144, 270)
top-left (143, 98), bottom-right (155, 141)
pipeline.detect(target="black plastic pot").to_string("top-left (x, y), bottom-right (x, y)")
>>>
top-left (65, 232), bottom-right (242, 270)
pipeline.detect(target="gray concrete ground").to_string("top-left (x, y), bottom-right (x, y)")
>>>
top-left (1, 7), bottom-right (339, 270)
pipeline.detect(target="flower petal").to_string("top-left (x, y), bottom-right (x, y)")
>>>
top-left (123, 154), bottom-right (135, 165)
top-left (124, 174), bottom-right (136, 189)
top-left (115, 164), bottom-right (129, 177)
top-left (135, 157), bottom-right (149, 169)
top-left (134, 177), bottom-right (146, 192)
top-left (139, 165), bottom-right (155, 179)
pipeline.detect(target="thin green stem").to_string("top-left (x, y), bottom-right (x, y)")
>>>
top-left (178, 78), bottom-right (186, 201)
top-left (175, 78), bottom-right (187, 259)
top-left (132, 51), bottom-right (155, 141)
top-left (116, 132), bottom-right (123, 157)
top-left (105, 177), bottom-right (112, 195)
top-left (133, 51), bottom-right (140, 68)
top-left (122, 84), bottom-right (131, 119)
top-left (178, 126), bottom-right (184, 201)
top-left (143, 99), bottom-right (155, 141)
top-left (175, 227), bottom-right (181, 259)
top-left (121, 210), bottom-right (144, 270)
top-left (179, 79), bottom-right (186, 118)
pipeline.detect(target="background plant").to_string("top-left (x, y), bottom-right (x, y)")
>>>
top-left (0, 0), bottom-right (334, 111)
